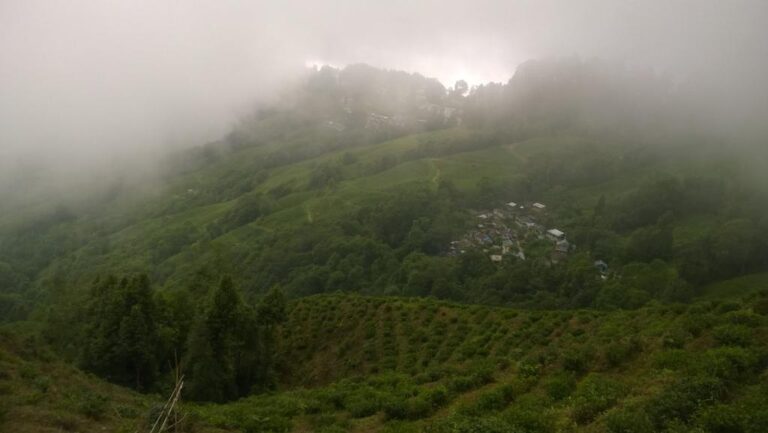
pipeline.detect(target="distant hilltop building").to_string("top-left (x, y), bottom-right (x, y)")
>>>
top-left (546, 228), bottom-right (565, 241)
top-left (532, 202), bottom-right (546, 210)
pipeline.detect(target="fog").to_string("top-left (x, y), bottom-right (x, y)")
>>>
top-left (2, 0), bottom-right (767, 192)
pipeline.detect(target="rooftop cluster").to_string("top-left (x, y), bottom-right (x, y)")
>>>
top-left (448, 201), bottom-right (571, 263)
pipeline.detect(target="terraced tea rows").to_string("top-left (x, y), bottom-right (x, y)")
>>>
top-left (280, 295), bottom-right (636, 385)
top-left (185, 293), bottom-right (768, 432)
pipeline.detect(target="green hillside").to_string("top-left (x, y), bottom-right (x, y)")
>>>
top-left (4, 126), bottom-right (765, 314)
top-left (3, 61), bottom-right (766, 319)
top-left (191, 293), bottom-right (768, 432)
top-left (4, 291), bottom-right (767, 433)
top-left (0, 331), bottom-right (150, 433)
top-left (2, 61), bottom-right (768, 432)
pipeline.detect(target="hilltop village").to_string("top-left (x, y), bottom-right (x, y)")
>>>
top-left (448, 201), bottom-right (573, 264)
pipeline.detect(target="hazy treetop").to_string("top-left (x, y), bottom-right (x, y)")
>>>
top-left (1, 0), bottom-right (767, 175)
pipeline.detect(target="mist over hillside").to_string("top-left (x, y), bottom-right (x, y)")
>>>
top-left (2, 1), bottom-right (768, 195)
top-left (2, 2), bottom-right (768, 433)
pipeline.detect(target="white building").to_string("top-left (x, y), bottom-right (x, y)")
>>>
top-left (546, 229), bottom-right (565, 241)
top-left (533, 202), bottom-right (546, 210)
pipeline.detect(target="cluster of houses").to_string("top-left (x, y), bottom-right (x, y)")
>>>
top-left (447, 200), bottom-right (573, 264)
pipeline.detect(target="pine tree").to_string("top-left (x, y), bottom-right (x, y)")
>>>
top-left (81, 275), bottom-right (120, 378)
top-left (117, 304), bottom-right (156, 390)
top-left (186, 276), bottom-right (242, 401)
top-left (184, 319), bottom-right (231, 402)
top-left (184, 278), bottom-right (288, 401)
top-left (81, 274), bottom-right (160, 390)
top-left (252, 287), bottom-right (287, 391)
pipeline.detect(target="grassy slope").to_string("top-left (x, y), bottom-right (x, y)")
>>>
top-left (187, 292), bottom-right (768, 432)
top-left (23, 128), bottom-right (528, 289)
top-left (700, 272), bottom-right (768, 300)
top-left (0, 331), bottom-right (150, 433)
top-left (7, 125), bottom-right (746, 303)
top-left (3, 289), bottom-right (767, 432)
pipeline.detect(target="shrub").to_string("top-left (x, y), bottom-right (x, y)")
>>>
top-left (545, 372), bottom-right (576, 401)
top-left (694, 404), bottom-right (747, 433)
top-left (645, 376), bottom-right (727, 428)
top-left (317, 426), bottom-right (347, 433)
top-left (344, 391), bottom-right (381, 418)
top-left (381, 421), bottom-right (421, 433)
top-left (242, 415), bottom-right (292, 433)
top-left (603, 408), bottom-right (654, 433)
top-left (653, 349), bottom-right (691, 371)
top-left (570, 374), bottom-right (626, 425)
top-left (424, 415), bottom-right (511, 433)
top-left (447, 376), bottom-right (475, 393)
top-left (605, 338), bottom-right (641, 367)
top-left (71, 392), bottom-right (108, 419)
top-left (423, 386), bottom-right (449, 408)
top-left (404, 396), bottom-right (432, 419)
top-left (517, 360), bottom-right (541, 378)
top-left (712, 324), bottom-right (753, 347)
top-left (725, 310), bottom-right (763, 327)
top-left (754, 298), bottom-right (768, 316)
top-left (503, 396), bottom-right (556, 433)
top-left (661, 328), bottom-right (692, 349)
top-left (680, 312), bottom-right (716, 336)
top-left (383, 397), bottom-right (408, 420)
top-left (474, 383), bottom-right (516, 412)
top-left (717, 301), bottom-right (742, 314)
top-left (33, 375), bottom-right (52, 392)
top-left (414, 368), bottom-right (446, 384)
top-left (307, 412), bottom-right (342, 429)
top-left (694, 347), bottom-right (759, 381)
top-left (563, 347), bottom-right (594, 374)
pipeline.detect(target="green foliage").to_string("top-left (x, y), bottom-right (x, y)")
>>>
top-left (424, 415), bottom-right (512, 433)
top-left (604, 337), bottom-right (641, 367)
top-left (69, 391), bottom-right (108, 419)
top-left (645, 376), bottom-right (727, 428)
top-left (186, 277), bottom-right (286, 402)
top-left (211, 193), bottom-right (274, 235)
top-left (712, 324), bottom-right (753, 347)
top-left (603, 407), bottom-right (654, 433)
top-left (502, 395), bottom-right (556, 433)
top-left (474, 383), bottom-right (516, 411)
top-left (562, 346), bottom-right (594, 374)
top-left (545, 372), bottom-right (576, 401)
top-left (570, 374), bottom-right (626, 424)
top-left (80, 274), bottom-right (160, 390)
top-left (626, 225), bottom-right (673, 262)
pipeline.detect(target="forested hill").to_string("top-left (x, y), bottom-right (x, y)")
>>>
top-left (2, 61), bottom-right (767, 322)
top-left (1, 60), bottom-right (768, 433)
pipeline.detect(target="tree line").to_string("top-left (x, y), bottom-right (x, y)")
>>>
top-left (78, 273), bottom-right (285, 402)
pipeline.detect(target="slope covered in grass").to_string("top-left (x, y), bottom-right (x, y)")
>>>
top-left (0, 331), bottom-right (152, 433)
top-left (2, 122), bottom-right (765, 336)
top-left (186, 292), bottom-right (768, 432)
top-left (3, 289), bottom-right (768, 432)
